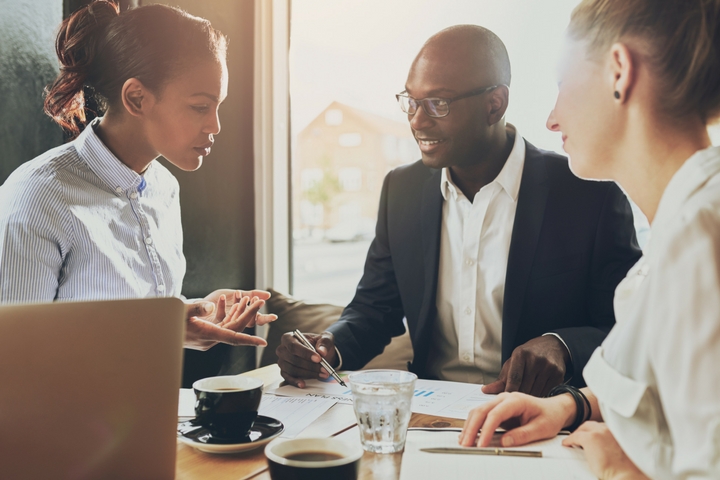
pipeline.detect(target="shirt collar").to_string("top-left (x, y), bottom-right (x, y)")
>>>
top-left (73, 118), bottom-right (149, 195)
top-left (440, 123), bottom-right (526, 202)
top-left (652, 145), bottom-right (720, 234)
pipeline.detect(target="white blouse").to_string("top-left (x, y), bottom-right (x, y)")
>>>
top-left (0, 119), bottom-right (185, 303)
top-left (583, 146), bottom-right (720, 479)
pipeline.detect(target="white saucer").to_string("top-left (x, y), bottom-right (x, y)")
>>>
top-left (178, 415), bottom-right (284, 454)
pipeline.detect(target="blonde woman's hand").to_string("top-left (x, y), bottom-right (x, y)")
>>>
top-left (562, 422), bottom-right (649, 480)
top-left (460, 391), bottom-right (576, 448)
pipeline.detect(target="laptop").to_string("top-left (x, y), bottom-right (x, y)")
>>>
top-left (0, 297), bottom-right (186, 480)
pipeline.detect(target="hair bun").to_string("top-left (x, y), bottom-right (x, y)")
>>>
top-left (45, 1), bottom-right (119, 136)
top-left (57, 0), bottom-right (119, 69)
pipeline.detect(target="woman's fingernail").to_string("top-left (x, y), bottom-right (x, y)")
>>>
top-left (311, 355), bottom-right (321, 362)
top-left (502, 436), bottom-right (515, 447)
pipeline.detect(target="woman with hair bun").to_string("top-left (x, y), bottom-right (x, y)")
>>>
top-left (459, 0), bottom-right (720, 478)
top-left (0, 1), bottom-right (276, 350)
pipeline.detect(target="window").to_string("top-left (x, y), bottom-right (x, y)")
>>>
top-left (338, 133), bottom-right (362, 147)
top-left (325, 109), bottom-right (343, 126)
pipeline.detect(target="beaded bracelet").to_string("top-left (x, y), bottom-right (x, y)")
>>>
top-left (546, 384), bottom-right (591, 432)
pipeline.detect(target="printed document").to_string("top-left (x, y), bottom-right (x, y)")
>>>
top-left (258, 395), bottom-right (336, 438)
top-left (271, 375), bottom-right (496, 420)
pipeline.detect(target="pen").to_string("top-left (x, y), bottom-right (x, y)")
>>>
top-left (420, 447), bottom-right (542, 457)
top-left (292, 329), bottom-right (347, 387)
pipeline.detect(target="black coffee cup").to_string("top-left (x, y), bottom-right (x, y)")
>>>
top-left (193, 375), bottom-right (263, 440)
top-left (265, 438), bottom-right (363, 480)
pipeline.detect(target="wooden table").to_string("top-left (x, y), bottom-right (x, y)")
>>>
top-left (176, 365), bottom-right (465, 480)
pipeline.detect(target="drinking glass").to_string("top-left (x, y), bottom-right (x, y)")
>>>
top-left (348, 370), bottom-right (417, 454)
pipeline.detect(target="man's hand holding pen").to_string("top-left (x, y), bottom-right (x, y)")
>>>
top-left (277, 331), bottom-right (338, 388)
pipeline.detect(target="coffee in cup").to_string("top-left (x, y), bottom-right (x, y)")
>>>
top-left (193, 375), bottom-right (263, 441)
top-left (265, 437), bottom-right (363, 480)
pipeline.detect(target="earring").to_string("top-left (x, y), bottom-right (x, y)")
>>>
top-left (614, 91), bottom-right (621, 100)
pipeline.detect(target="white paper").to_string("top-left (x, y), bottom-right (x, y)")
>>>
top-left (294, 403), bottom-right (358, 439)
top-left (258, 394), bottom-right (336, 438)
top-left (411, 380), bottom-right (496, 419)
top-left (272, 376), bottom-right (496, 419)
top-left (400, 431), bottom-right (596, 480)
top-left (178, 388), bottom-right (196, 418)
top-left (272, 375), bottom-right (354, 404)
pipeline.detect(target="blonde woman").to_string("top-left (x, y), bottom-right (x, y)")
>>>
top-left (459, 1), bottom-right (720, 478)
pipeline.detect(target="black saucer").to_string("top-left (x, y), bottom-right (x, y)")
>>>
top-left (178, 415), bottom-right (284, 454)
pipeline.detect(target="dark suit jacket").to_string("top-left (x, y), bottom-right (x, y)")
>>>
top-left (326, 141), bottom-right (641, 386)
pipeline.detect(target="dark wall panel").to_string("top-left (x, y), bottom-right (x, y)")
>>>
top-left (0, 0), bottom-right (65, 183)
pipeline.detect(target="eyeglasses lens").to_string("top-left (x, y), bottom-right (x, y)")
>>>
top-left (398, 96), bottom-right (449, 118)
top-left (425, 99), bottom-right (448, 117)
top-left (399, 96), bottom-right (416, 114)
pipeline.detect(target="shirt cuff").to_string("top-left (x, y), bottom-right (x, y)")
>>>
top-left (542, 332), bottom-right (573, 382)
top-left (334, 346), bottom-right (344, 370)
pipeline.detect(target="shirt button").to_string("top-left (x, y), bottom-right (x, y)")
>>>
top-left (157, 285), bottom-right (166, 292)
top-left (144, 237), bottom-right (153, 245)
top-left (115, 187), bottom-right (123, 194)
top-left (465, 307), bottom-right (472, 315)
top-left (130, 192), bottom-right (138, 199)
top-left (465, 259), bottom-right (474, 266)
top-left (463, 353), bottom-right (471, 362)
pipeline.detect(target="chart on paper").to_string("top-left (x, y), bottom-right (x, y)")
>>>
top-left (411, 380), bottom-right (496, 419)
top-left (270, 373), bottom-right (354, 404)
top-left (271, 375), bottom-right (495, 419)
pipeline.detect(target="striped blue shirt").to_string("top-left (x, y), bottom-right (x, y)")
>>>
top-left (0, 119), bottom-right (186, 304)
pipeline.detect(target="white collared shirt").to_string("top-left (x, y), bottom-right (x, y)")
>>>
top-left (583, 146), bottom-right (720, 479)
top-left (426, 124), bottom-right (525, 384)
top-left (0, 119), bottom-right (186, 303)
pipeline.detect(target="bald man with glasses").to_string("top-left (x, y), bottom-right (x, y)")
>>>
top-left (277, 25), bottom-right (641, 396)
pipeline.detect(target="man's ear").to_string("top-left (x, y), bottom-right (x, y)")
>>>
top-left (120, 78), bottom-right (154, 117)
top-left (487, 85), bottom-right (509, 125)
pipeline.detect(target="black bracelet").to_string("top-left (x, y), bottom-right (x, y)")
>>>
top-left (546, 385), bottom-right (588, 432)
top-left (576, 388), bottom-right (592, 423)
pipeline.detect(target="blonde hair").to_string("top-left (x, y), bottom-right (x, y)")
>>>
top-left (568, 0), bottom-right (720, 123)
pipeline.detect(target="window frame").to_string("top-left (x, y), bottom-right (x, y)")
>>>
top-left (253, 0), bottom-right (291, 295)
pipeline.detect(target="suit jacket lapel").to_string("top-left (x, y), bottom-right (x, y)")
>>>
top-left (502, 143), bottom-right (549, 361)
top-left (413, 168), bottom-right (443, 372)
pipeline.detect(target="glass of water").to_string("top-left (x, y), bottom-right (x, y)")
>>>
top-left (348, 370), bottom-right (417, 454)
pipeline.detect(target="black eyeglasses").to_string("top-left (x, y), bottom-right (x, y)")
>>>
top-left (396, 84), bottom-right (501, 118)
